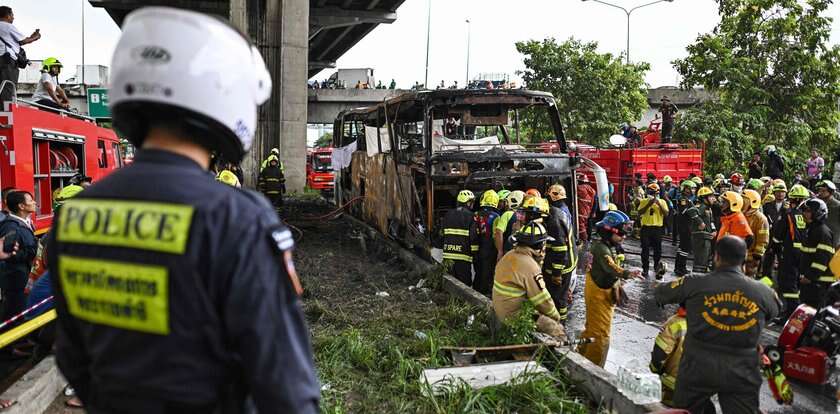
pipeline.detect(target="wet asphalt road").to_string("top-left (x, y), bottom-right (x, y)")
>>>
top-left (564, 235), bottom-right (837, 413)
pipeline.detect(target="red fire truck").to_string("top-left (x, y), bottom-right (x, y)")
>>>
top-left (0, 102), bottom-right (122, 235)
top-left (548, 120), bottom-right (705, 211)
top-left (306, 147), bottom-right (334, 195)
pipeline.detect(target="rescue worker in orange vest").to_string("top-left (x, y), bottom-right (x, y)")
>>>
top-left (770, 184), bottom-right (809, 319)
top-left (543, 184), bottom-right (577, 321)
top-left (578, 211), bottom-right (642, 367)
top-left (649, 305), bottom-right (687, 406)
top-left (742, 190), bottom-right (770, 282)
top-left (472, 190), bottom-right (500, 295)
top-left (799, 198), bottom-right (836, 309)
top-left (441, 190), bottom-right (478, 286)
top-left (716, 191), bottom-right (754, 249)
top-left (492, 222), bottom-right (566, 340)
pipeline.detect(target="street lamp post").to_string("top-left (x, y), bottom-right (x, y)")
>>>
top-left (465, 19), bottom-right (471, 88)
top-left (581, 0), bottom-right (674, 64)
top-left (424, 0), bottom-right (431, 89)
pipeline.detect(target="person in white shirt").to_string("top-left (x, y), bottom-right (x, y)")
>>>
top-left (32, 57), bottom-right (70, 111)
top-left (0, 6), bottom-right (40, 104)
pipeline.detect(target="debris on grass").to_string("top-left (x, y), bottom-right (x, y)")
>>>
top-left (285, 197), bottom-right (592, 413)
top-left (421, 361), bottom-right (549, 395)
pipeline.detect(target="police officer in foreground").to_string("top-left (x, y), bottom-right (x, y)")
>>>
top-left (655, 236), bottom-right (779, 413)
top-left (47, 7), bottom-right (318, 413)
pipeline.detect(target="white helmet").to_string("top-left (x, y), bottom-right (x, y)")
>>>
top-left (110, 7), bottom-right (272, 162)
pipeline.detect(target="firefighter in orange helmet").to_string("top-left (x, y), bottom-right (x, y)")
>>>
top-left (716, 191), bottom-right (754, 249)
top-left (543, 184), bottom-right (577, 321)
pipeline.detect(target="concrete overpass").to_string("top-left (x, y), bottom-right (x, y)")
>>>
top-left (90, 0), bottom-right (407, 191)
top-left (306, 86), bottom-right (714, 125)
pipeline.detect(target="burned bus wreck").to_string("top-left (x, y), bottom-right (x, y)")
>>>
top-left (332, 89), bottom-right (598, 256)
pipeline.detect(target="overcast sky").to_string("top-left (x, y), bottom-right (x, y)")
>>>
top-left (6, 0), bottom-right (840, 87)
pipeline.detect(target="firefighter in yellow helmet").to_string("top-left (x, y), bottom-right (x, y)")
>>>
top-left (494, 190), bottom-right (525, 260)
top-left (492, 221), bottom-right (566, 340)
top-left (260, 147), bottom-right (284, 172)
top-left (441, 190), bottom-right (478, 286)
top-left (742, 190), bottom-right (770, 281)
top-left (473, 190), bottom-right (501, 295)
top-left (543, 184), bottom-right (577, 322)
top-left (684, 186), bottom-right (716, 273)
top-left (635, 182), bottom-right (669, 278)
top-left (258, 155), bottom-right (285, 212)
top-left (578, 211), bottom-right (642, 366)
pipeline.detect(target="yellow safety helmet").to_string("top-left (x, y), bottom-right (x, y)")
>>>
top-left (788, 184), bottom-right (809, 199)
top-left (480, 190), bottom-right (499, 208)
top-left (456, 189), bottom-right (475, 204)
top-left (507, 190), bottom-right (525, 209)
top-left (742, 189), bottom-right (761, 210)
top-left (721, 191), bottom-right (744, 213)
top-left (772, 179), bottom-right (788, 193)
top-left (662, 175), bottom-right (673, 183)
top-left (216, 170), bottom-right (239, 187)
top-left (537, 198), bottom-right (550, 217)
top-left (42, 57), bottom-right (63, 71)
top-left (697, 186), bottom-right (714, 197)
top-left (521, 195), bottom-right (541, 213)
top-left (547, 184), bottom-right (567, 201)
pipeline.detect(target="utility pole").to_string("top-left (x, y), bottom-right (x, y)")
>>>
top-left (81, 0), bottom-right (85, 94)
top-left (424, 0), bottom-right (431, 89)
top-left (465, 19), bottom-right (471, 87)
top-left (581, 0), bottom-right (675, 64)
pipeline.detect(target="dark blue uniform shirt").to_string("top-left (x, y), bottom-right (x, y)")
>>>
top-left (48, 149), bottom-right (319, 413)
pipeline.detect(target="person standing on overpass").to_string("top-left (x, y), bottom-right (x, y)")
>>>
top-left (47, 7), bottom-right (319, 413)
top-left (655, 236), bottom-right (780, 413)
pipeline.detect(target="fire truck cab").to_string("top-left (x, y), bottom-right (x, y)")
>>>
top-left (0, 101), bottom-right (122, 234)
top-left (306, 147), bottom-right (334, 195)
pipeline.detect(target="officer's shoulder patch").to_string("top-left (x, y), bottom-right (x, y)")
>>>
top-left (271, 228), bottom-right (295, 252)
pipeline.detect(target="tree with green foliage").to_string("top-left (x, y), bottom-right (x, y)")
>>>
top-left (315, 132), bottom-right (333, 148)
top-left (674, 0), bottom-right (840, 178)
top-left (515, 38), bottom-right (650, 145)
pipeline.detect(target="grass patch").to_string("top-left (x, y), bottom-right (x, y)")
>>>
top-left (311, 298), bottom-right (591, 413)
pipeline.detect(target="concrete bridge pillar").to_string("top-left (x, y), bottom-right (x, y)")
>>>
top-left (232, 0), bottom-right (308, 192)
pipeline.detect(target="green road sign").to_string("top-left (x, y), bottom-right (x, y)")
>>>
top-left (87, 88), bottom-right (110, 118)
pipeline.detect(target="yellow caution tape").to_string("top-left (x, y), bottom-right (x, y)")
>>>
top-left (0, 310), bottom-right (56, 350)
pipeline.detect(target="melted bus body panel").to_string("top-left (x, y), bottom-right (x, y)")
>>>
top-left (332, 89), bottom-right (583, 255)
